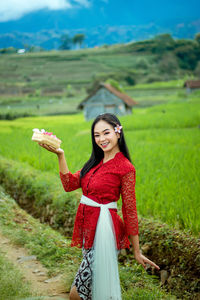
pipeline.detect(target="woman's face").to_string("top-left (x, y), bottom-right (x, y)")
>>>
top-left (94, 120), bottom-right (120, 154)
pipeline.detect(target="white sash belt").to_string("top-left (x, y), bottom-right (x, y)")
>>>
top-left (80, 194), bottom-right (122, 300)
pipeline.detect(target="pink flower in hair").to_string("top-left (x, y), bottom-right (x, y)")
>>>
top-left (114, 124), bottom-right (123, 133)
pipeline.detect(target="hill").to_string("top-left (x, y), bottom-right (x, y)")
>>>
top-left (0, 0), bottom-right (200, 49)
top-left (0, 34), bottom-right (200, 120)
top-left (0, 21), bottom-right (200, 50)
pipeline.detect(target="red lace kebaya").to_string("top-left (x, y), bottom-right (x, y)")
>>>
top-left (59, 151), bottom-right (139, 250)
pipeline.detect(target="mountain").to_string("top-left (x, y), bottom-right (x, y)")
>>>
top-left (0, 21), bottom-right (199, 50)
top-left (0, 0), bottom-right (199, 49)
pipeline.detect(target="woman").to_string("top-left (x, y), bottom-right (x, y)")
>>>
top-left (38, 113), bottom-right (160, 300)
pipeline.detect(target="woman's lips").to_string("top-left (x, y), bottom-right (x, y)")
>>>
top-left (101, 142), bottom-right (109, 148)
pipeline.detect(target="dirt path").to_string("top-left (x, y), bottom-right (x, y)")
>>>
top-left (0, 231), bottom-right (69, 300)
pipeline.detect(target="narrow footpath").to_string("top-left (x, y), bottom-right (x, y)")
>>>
top-left (0, 231), bottom-right (69, 300)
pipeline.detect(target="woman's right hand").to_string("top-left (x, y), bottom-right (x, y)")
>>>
top-left (38, 143), bottom-right (64, 155)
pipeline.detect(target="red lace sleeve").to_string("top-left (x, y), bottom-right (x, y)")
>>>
top-left (121, 169), bottom-right (139, 236)
top-left (59, 169), bottom-right (81, 192)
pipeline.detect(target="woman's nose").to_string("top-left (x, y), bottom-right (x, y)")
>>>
top-left (99, 135), bottom-right (106, 142)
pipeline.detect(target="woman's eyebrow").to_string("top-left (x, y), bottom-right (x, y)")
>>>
top-left (94, 129), bottom-right (110, 134)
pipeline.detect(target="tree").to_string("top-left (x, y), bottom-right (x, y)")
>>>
top-left (152, 33), bottom-right (175, 55)
top-left (195, 33), bottom-right (200, 44)
top-left (154, 33), bottom-right (174, 43)
top-left (194, 61), bottom-right (200, 77)
top-left (59, 34), bottom-right (72, 50)
top-left (72, 34), bottom-right (85, 49)
top-left (0, 47), bottom-right (17, 54)
top-left (174, 44), bottom-right (198, 70)
top-left (158, 53), bottom-right (179, 74)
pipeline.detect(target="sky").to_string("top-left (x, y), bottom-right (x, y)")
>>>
top-left (0, 0), bottom-right (200, 24)
top-left (0, 0), bottom-right (90, 22)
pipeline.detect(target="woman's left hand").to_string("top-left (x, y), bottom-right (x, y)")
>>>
top-left (134, 252), bottom-right (160, 270)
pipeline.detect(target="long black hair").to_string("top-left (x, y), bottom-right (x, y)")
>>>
top-left (80, 113), bottom-right (132, 178)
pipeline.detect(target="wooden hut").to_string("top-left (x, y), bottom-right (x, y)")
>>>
top-left (77, 82), bottom-right (137, 120)
top-left (184, 80), bottom-right (200, 93)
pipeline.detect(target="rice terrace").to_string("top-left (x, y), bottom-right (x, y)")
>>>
top-left (0, 35), bottom-right (200, 299)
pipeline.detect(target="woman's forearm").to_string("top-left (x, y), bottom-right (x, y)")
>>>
top-left (129, 234), bottom-right (140, 256)
top-left (57, 152), bottom-right (69, 174)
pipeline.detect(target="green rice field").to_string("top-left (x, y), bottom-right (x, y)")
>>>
top-left (0, 94), bottom-right (199, 235)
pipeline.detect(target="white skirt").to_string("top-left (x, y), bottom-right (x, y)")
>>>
top-left (80, 195), bottom-right (122, 300)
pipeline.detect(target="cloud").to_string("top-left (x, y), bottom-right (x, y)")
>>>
top-left (0, 0), bottom-right (91, 22)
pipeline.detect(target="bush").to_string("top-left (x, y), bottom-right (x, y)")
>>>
top-left (0, 112), bottom-right (33, 120)
top-left (145, 74), bottom-right (163, 83)
top-left (135, 58), bottom-right (149, 69)
top-left (174, 44), bottom-right (200, 70)
top-left (194, 61), bottom-right (200, 77)
top-left (158, 54), bottom-right (179, 75)
top-left (0, 156), bottom-right (78, 237)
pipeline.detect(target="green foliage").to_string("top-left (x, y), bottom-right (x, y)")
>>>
top-left (153, 33), bottom-right (175, 55)
top-left (174, 44), bottom-right (199, 70)
top-left (0, 47), bottom-right (17, 54)
top-left (0, 36), bottom-right (199, 113)
top-left (0, 250), bottom-right (38, 300)
top-left (0, 97), bottom-right (199, 235)
top-left (154, 33), bottom-right (174, 43)
top-left (137, 217), bottom-right (200, 298)
top-left (194, 61), bottom-right (200, 77)
top-left (0, 186), bottom-right (175, 299)
top-left (0, 111), bottom-right (33, 120)
top-left (195, 32), bottom-right (200, 44)
top-left (0, 156), bottom-right (78, 237)
top-left (59, 34), bottom-right (72, 50)
top-left (120, 264), bottom-right (174, 299)
top-left (72, 34), bottom-right (85, 47)
top-left (0, 185), bottom-right (82, 288)
top-left (157, 54), bottom-right (179, 75)
top-left (65, 84), bottom-right (76, 97)
top-left (145, 73), bottom-right (163, 83)
top-left (105, 78), bottom-right (124, 92)
top-left (126, 40), bottom-right (156, 53)
top-left (126, 79), bottom-right (187, 89)
top-left (135, 58), bottom-right (149, 69)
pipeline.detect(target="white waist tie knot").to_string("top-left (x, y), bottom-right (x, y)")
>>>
top-left (80, 194), bottom-right (122, 300)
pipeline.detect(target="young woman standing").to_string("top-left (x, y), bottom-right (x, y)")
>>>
top-left (38, 113), bottom-right (160, 300)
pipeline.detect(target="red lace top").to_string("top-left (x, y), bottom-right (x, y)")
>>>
top-left (59, 151), bottom-right (139, 250)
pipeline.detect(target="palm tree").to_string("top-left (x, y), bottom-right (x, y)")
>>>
top-left (72, 34), bottom-right (85, 49)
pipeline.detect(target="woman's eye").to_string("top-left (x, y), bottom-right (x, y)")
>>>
top-left (94, 132), bottom-right (109, 137)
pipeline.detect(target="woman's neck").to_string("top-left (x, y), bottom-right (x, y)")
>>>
top-left (103, 149), bottom-right (120, 163)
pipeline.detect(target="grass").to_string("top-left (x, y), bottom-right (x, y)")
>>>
top-left (0, 48), bottom-right (133, 89)
top-left (0, 185), bottom-right (82, 290)
top-left (0, 43), bottom-right (199, 299)
top-left (0, 95), bottom-right (84, 116)
top-left (0, 96), bottom-right (199, 234)
top-left (0, 44), bottom-right (197, 120)
top-left (0, 185), bottom-right (175, 299)
top-left (0, 45), bottom-right (195, 101)
top-left (1, 78), bottom-right (198, 120)
top-left (0, 250), bottom-right (42, 300)
top-left (126, 78), bottom-right (189, 89)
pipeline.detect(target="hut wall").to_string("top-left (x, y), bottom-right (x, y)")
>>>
top-left (84, 87), bottom-right (130, 120)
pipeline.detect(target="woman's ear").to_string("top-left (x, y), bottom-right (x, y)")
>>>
top-left (117, 133), bottom-right (120, 139)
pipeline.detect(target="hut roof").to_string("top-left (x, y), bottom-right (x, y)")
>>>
top-left (183, 80), bottom-right (200, 89)
top-left (78, 82), bottom-right (137, 109)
